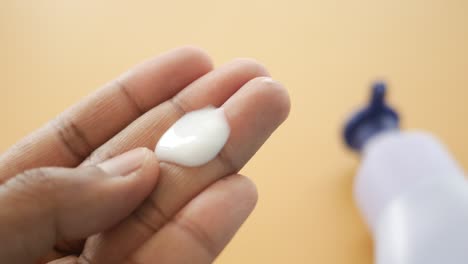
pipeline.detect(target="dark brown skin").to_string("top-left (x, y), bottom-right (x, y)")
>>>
top-left (0, 46), bottom-right (290, 264)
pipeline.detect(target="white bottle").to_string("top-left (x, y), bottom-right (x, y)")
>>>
top-left (344, 83), bottom-right (468, 264)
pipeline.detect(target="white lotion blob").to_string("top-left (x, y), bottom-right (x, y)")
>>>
top-left (155, 106), bottom-right (230, 167)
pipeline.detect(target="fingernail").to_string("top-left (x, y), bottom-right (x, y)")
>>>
top-left (260, 76), bottom-right (276, 84)
top-left (98, 148), bottom-right (148, 176)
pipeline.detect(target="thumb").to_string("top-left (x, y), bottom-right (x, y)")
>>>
top-left (0, 148), bottom-right (159, 263)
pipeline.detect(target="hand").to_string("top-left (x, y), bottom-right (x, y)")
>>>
top-left (0, 46), bottom-right (290, 263)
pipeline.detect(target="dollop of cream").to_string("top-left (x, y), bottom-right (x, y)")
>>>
top-left (155, 106), bottom-right (230, 167)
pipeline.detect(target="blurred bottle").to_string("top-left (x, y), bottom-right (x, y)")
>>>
top-left (344, 83), bottom-right (468, 264)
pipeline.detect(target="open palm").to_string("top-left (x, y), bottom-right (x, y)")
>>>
top-left (0, 47), bottom-right (290, 263)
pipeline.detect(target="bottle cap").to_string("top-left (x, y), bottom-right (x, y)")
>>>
top-left (343, 82), bottom-right (399, 151)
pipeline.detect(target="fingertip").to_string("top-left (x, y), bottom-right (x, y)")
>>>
top-left (139, 146), bottom-right (159, 164)
top-left (229, 58), bottom-right (271, 78)
top-left (105, 147), bottom-right (159, 200)
top-left (172, 45), bottom-right (214, 72)
top-left (266, 78), bottom-right (291, 122)
top-left (246, 76), bottom-right (291, 123)
top-left (222, 174), bottom-right (259, 213)
top-left (239, 175), bottom-right (259, 210)
top-left (130, 147), bottom-right (160, 187)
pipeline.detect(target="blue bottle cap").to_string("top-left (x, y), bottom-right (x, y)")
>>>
top-left (343, 82), bottom-right (400, 152)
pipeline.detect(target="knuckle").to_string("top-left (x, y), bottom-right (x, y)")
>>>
top-left (114, 79), bottom-right (145, 115)
top-left (216, 149), bottom-right (238, 174)
top-left (173, 216), bottom-right (219, 258)
top-left (1, 168), bottom-right (58, 207)
top-left (132, 197), bottom-right (170, 234)
top-left (13, 168), bottom-right (57, 194)
top-left (15, 168), bottom-right (54, 187)
top-left (51, 117), bottom-right (93, 160)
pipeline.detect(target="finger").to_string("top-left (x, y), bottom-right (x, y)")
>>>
top-left (172, 58), bottom-right (270, 110)
top-left (38, 251), bottom-right (64, 263)
top-left (41, 46), bottom-right (218, 258)
top-left (128, 174), bottom-right (257, 264)
top-left (0, 46), bottom-right (212, 183)
top-left (81, 76), bottom-right (290, 262)
top-left (0, 148), bottom-right (159, 263)
top-left (46, 256), bottom-right (77, 264)
top-left (81, 58), bottom-right (270, 164)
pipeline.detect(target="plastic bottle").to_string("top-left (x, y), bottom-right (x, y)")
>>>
top-left (343, 83), bottom-right (468, 264)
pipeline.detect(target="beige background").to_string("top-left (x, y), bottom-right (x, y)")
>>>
top-left (1, 1), bottom-right (468, 263)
